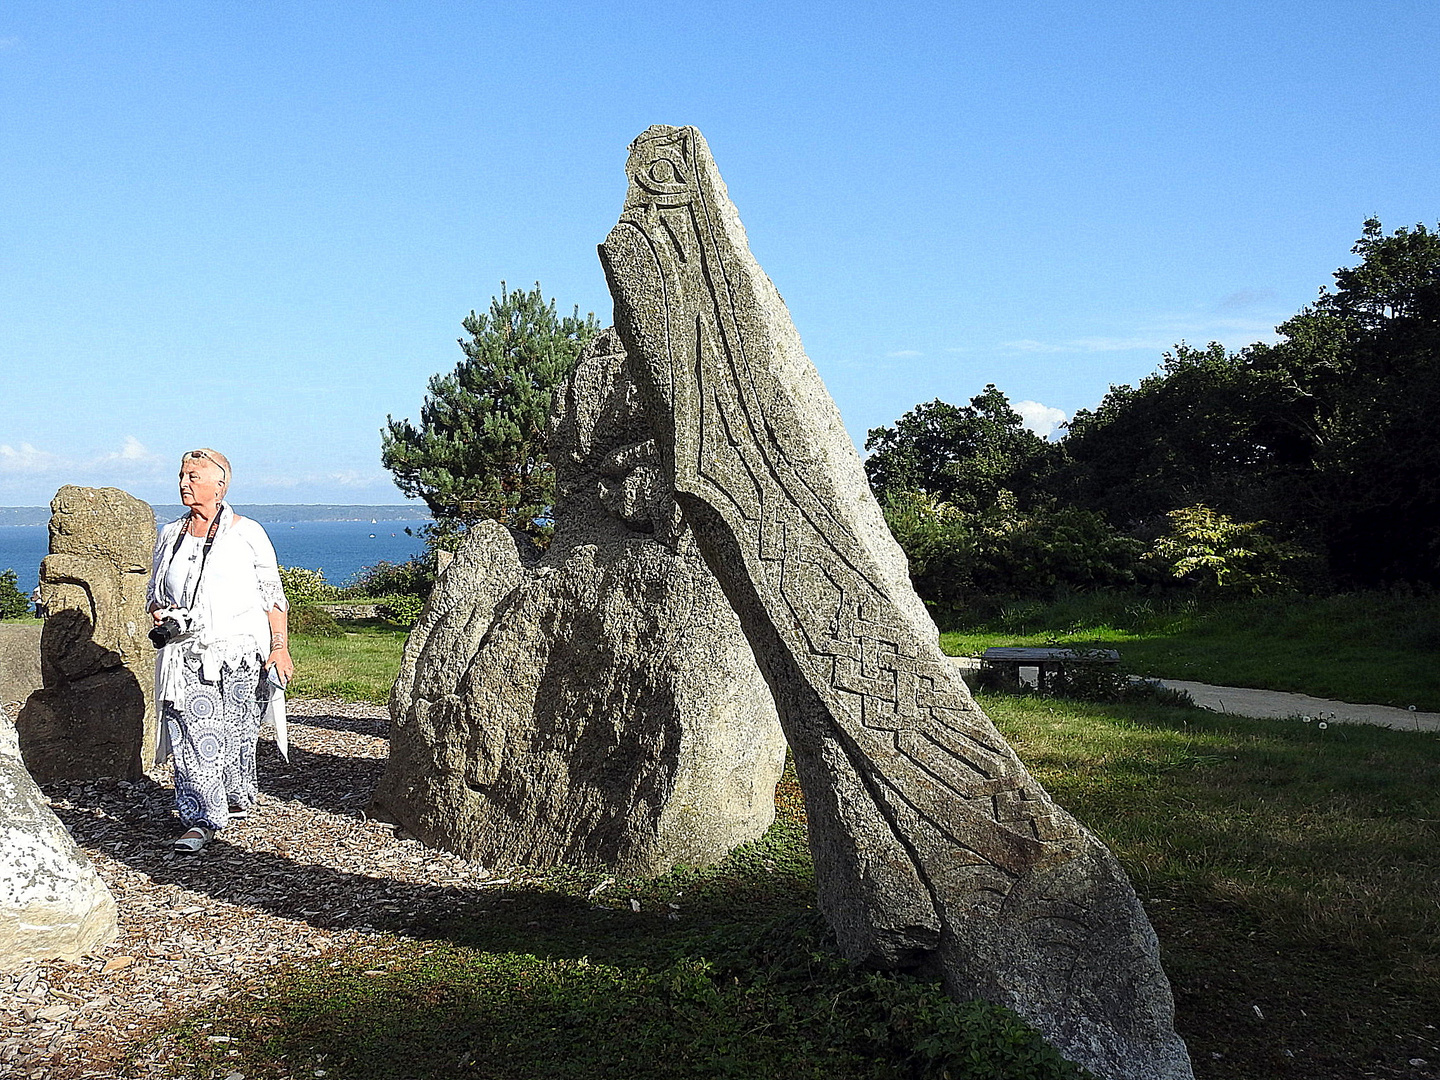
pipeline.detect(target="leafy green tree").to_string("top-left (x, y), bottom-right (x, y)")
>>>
top-left (1271, 219), bottom-right (1440, 583)
top-left (382, 283), bottom-right (599, 537)
top-left (864, 386), bottom-right (1059, 513)
top-left (1061, 342), bottom-right (1301, 528)
top-left (1063, 218), bottom-right (1440, 585)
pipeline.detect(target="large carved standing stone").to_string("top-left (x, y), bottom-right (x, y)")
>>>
top-left (600, 126), bottom-right (1193, 1080)
top-left (0, 715), bottom-right (118, 969)
top-left (370, 330), bottom-right (787, 875)
top-left (17, 486), bottom-right (158, 782)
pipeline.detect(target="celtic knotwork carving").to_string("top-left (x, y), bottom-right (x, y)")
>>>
top-left (601, 125), bottom-right (1193, 1080)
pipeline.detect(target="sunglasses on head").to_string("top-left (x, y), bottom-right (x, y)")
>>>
top-left (185, 450), bottom-right (228, 481)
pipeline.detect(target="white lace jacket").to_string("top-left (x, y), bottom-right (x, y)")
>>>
top-left (148, 503), bottom-right (288, 694)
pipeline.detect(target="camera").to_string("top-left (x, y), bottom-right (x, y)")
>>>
top-left (149, 607), bottom-right (196, 648)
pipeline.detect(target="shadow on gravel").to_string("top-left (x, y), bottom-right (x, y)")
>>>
top-left (41, 711), bottom-right (815, 967)
top-left (255, 739), bottom-right (388, 816)
top-left (278, 710), bottom-right (392, 738)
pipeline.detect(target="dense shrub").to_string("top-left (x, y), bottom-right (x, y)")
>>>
top-left (288, 604), bottom-right (343, 638)
top-left (0, 569), bottom-right (29, 619)
top-left (881, 491), bottom-right (1144, 624)
top-left (1146, 504), bottom-right (1315, 594)
top-left (278, 565), bottom-right (341, 605)
top-left (374, 594), bottom-right (424, 628)
top-left (345, 557), bottom-right (434, 600)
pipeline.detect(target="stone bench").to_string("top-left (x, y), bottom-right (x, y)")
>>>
top-left (980, 646), bottom-right (1121, 692)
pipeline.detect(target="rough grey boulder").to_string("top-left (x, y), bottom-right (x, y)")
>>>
top-left (0, 624), bottom-right (43, 711)
top-left (600, 125), bottom-right (1193, 1080)
top-left (17, 487), bottom-right (158, 782)
top-left (0, 714), bottom-right (118, 970)
top-left (370, 330), bottom-right (787, 876)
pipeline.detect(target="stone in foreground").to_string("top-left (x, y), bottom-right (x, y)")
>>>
top-left (370, 330), bottom-right (787, 875)
top-left (0, 714), bottom-right (118, 969)
top-left (17, 487), bottom-right (158, 781)
top-left (600, 125), bottom-right (1192, 1080)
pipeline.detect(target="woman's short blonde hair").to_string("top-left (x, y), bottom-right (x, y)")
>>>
top-left (181, 448), bottom-right (231, 485)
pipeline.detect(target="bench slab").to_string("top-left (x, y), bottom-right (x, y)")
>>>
top-left (981, 647), bottom-right (1121, 664)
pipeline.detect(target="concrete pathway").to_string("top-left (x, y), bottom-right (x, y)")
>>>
top-left (949, 655), bottom-right (1440, 733)
top-left (1157, 679), bottom-right (1440, 733)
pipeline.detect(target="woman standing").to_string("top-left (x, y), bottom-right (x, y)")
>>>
top-left (148, 449), bottom-right (293, 852)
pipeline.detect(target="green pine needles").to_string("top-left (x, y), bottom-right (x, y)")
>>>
top-left (382, 282), bottom-right (599, 538)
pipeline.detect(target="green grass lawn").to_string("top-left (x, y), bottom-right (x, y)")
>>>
top-left (939, 591), bottom-right (1440, 711)
top-left (154, 693), bottom-right (1440, 1080)
top-left (984, 694), bottom-right (1440, 1079)
top-left (288, 618), bottom-right (410, 703)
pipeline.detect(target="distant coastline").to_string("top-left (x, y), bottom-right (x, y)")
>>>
top-left (0, 504), bottom-right (431, 528)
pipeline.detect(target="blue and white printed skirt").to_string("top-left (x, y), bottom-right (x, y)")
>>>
top-left (163, 654), bottom-right (268, 831)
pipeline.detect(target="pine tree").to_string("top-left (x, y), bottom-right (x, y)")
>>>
top-left (382, 283), bottom-right (599, 536)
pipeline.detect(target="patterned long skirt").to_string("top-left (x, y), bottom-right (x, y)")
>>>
top-left (163, 653), bottom-right (268, 831)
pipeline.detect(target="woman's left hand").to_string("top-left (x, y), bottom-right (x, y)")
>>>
top-left (267, 646), bottom-right (295, 687)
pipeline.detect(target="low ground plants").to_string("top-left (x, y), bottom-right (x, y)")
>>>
top-left (372, 593), bottom-right (424, 627)
top-left (165, 764), bottom-right (1088, 1080)
top-left (277, 565), bottom-right (342, 606)
top-left (346, 557), bottom-right (436, 600)
top-left (287, 604), bottom-right (343, 638)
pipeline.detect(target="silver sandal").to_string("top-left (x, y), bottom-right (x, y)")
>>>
top-left (172, 826), bottom-right (215, 853)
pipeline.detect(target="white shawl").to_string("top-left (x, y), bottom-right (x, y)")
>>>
top-left (149, 503), bottom-right (290, 763)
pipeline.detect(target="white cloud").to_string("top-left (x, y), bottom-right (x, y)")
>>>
top-left (0, 443), bottom-right (64, 473)
top-left (329, 471), bottom-right (389, 488)
top-left (95, 436), bottom-right (161, 466)
top-left (0, 437), bottom-right (169, 482)
top-left (0, 37), bottom-right (20, 51)
top-left (885, 350), bottom-right (923, 358)
top-left (252, 474), bottom-right (302, 489)
top-left (1013, 400), bottom-right (1068, 440)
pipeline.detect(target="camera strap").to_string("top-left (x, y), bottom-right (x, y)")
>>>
top-left (171, 508), bottom-right (223, 608)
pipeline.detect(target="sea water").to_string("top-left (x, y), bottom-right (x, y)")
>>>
top-left (0, 517), bottom-right (431, 595)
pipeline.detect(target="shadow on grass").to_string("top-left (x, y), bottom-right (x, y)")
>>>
top-left (164, 901), bottom-right (1091, 1080)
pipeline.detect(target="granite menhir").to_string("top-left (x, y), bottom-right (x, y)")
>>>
top-left (600, 124), bottom-right (1193, 1080)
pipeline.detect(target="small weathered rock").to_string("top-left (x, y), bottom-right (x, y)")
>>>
top-left (0, 623), bottom-right (42, 710)
top-left (17, 486), bottom-right (157, 781)
top-left (0, 715), bottom-right (118, 970)
top-left (601, 124), bottom-right (1192, 1080)
top-left (371, 331), bottom-right (787, 876)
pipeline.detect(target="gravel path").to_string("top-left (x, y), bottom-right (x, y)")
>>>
top-left (0, 698), bottom-right (503, 1080)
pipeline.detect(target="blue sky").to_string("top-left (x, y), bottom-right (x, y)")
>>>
top-left (2, 0), bottom-right (1437, 506)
